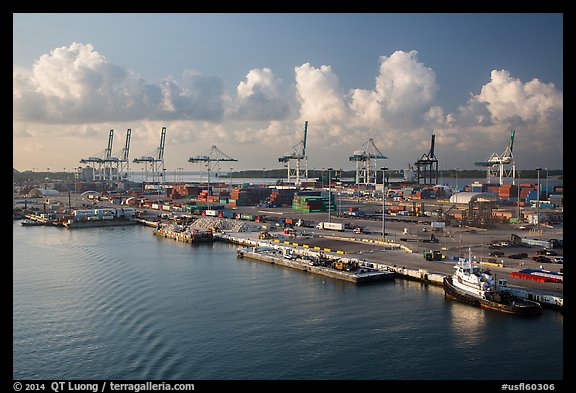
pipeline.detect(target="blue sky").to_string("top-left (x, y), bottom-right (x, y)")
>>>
top-left (13, 13), bottom-right (563, 172)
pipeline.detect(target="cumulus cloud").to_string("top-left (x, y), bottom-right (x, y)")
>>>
top-left (227, 68), bottom-right (292, 120)
top-left (292, 52), bottom-right (440, 151)
top-left (472, 69), bottom-right (562, 124)
top-left (350, 50), bottom-right (438, 128)
top-left (231, 120), bottom-right (295, 145)
top-left (157, 71), bottom-right (224, 120)
top-left (13, 42), bottom-right (225, 123)
top-left (429, 69), bottom-right (563, 166)
top-left (295, 63), bottom-right (349, 125)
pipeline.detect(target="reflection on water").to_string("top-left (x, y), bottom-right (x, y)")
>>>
top-left (447, 298), bottom-right (488, 348)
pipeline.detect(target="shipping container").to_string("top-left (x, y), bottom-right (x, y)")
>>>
top-left (221, 211), bottom-right (235, 219)
top-left (316, 222), bottom-right (344, 231)
top-left (117, 208), bottom-right (136, 217)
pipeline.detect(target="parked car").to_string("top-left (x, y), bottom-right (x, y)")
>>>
top-left (508, 253), bottom-right (528, 259)
top-left (537, 249), bottom-right (558, 256)
top-left (552, 256), bottom-right (563, 264)
top-left (489, 251), bottom-right (505, 257)
top-left (532, 255), bottom-right (552, 264)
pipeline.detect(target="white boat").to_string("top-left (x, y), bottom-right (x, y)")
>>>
top-left (20, 219), bottom-right (45, 226)
top-left (443, 248), bottom-right (542, 315)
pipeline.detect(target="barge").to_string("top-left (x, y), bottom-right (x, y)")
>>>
top-left (62, 217), bottom-right (137, 228)
top-left (236, 246), bottom-right (395, 284)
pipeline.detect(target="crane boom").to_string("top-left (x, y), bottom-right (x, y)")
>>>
top-left (158, 127), bottom-right (166, 160)
top-left (105, 129), bottom-right (114, 160)
top-left (123, 129), bottom-right (131, 161)
top-left (302, 121), bottom-right (308, 156)
top-left (509, 129), bottom-right (515, 152)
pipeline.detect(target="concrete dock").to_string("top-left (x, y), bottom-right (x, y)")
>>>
top-left (216, 231), bottom-right (563, 311)
top-left (236, 246), bottom-right (395, 284)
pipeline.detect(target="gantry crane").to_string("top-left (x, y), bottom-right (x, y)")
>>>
top-left (278, 121), bottom-right (309, 185)
top-left (80, 129), bottom-right (115, 182)
top-left (349, 138), bottom-right (387, 186)
top-left (415, 133), bottom-right (439, 185)
top-left (474, 129), bottom-right (516, 185)
top-left (111, 128), bottom-right (131, 182)
top-left (189, 145), bottom-right (238, 208)
top-left (133, 127), bottom-right (166, 184)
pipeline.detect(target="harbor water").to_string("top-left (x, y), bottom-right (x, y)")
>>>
top-left (13, 222), bottom-right (563, 380)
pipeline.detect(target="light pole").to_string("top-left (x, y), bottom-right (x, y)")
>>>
top-left (455, 167), bottom-right (459, 193)
top-left (545, 168), bottom-right (549, 200)
top-left (229, 167), bottom-right (234, 192)
top-left (517, 170), bottom-right (521, 223)
top-left (382, 167), bottom-right (388, 241)
top-left (536, 167), bottom-right (541, 232)
top-left (207, 163), bottom-right (211, 210)
top-left (161, 168), bottom-right (166, 199)
top-left (337, 168), bottom-right (342, 216)
top-left (328, 167), bottom-right (333, 223)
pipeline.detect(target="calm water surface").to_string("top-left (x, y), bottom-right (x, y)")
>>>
top-left (13, 222), bottom-right (563, 380)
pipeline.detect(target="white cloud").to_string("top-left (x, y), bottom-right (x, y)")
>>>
top-left (291, 52), bottom-right (440, 154)
top-left (227, 68), bottom-right (292, 120)
top-left (294, 63), bottom-right (349, 125)
top-left (473, 69), bottom-right (563, 124)
top-left (432, 69), bottom-right (563, 167)
top-left (232, 120), bottom-right (294, 145)
top-left (350, 50), bottom-right (438, 127)
top-left (237, 68), bottom-right (278, 99)
top-left (13, 42), bottom-right (225, 124)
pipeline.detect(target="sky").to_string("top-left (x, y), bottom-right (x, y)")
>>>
top-left (13, 13), bottom-right (563, 173)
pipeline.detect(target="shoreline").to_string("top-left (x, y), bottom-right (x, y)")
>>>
top-left (213, 230), bottom-right (563, 312)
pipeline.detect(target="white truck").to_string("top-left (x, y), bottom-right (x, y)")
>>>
top-left (316, 222), bottom-right (344, 231)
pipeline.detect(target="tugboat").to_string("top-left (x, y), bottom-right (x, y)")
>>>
top-left (443, 248), bottom-right (542, 315)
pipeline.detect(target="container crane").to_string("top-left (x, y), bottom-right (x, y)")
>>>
top-left (349, 138), bottom-right (387, 186)
top-left (415, 133), bottom-right (439, 185)
top-left (278, 121), bottom-right (309, 185)
top-left (188, 145), bottom-right (238, 208)
top-left (133, 127), bottom-right (166, 184)
top-left (474, 130), bottom-right (516, 185)
top-left (80, 129), bottom-right (115, 182)
top-left (111, 128), bottom-right (131, 182)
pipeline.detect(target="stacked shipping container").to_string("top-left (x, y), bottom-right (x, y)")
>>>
top-left (292, 191), bottom-right (336, 213)
top-left (228, 187), bottom-right (272, 206)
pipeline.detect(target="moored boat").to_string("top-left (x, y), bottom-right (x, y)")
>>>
top-left (443, 248), bottom-right (542, 315)
top-left (20, 219), bottom-right (46, 226)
